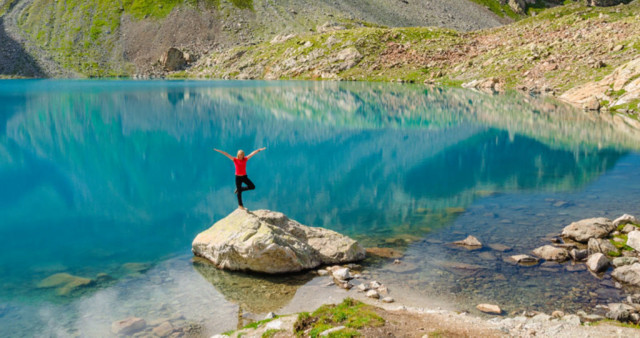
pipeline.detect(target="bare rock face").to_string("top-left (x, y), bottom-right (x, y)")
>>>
top-left (160, 47), bottom-right (187, 71)
top-left (192, 209), bottom-right (366, 273)
top-left (532, 245), bottom-right (568, 261)
top-left (561, 217), bottom-right (615, 243)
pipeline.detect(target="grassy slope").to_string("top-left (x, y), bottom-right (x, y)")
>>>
top-left (14, 0), bottom-right (250, 77)
top-left (191, 2), bottom-right (640, 102)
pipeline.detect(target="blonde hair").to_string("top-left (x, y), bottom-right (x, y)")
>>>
top-left (237, 150), bottom-right (245, 158)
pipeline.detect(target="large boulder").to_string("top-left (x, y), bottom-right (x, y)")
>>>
top-left (561, 217), bottom-right (615, 243)
top-left (532, 245), bottom-right (568, 261)
top-left (160, 47), bottom-right (187, 71)
top-left (586, 253), bottom-right (610, 273)
top-left (192, 209), bottom-right (366, 273)
top-left (613, 214), bottom-right (639, 227)
top-left (612, 263), bottom-right (640, 286)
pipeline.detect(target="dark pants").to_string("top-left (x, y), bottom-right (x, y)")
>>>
top-left (235, 175), bottom-right (255, 207)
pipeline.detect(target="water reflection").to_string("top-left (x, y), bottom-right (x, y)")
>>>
top-left (0, 80), bottom-right (639, 335)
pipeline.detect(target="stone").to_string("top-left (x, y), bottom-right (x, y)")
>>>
top-left (152, 322), bottom-right (173, 338)
top-left (452, 235), bottom-right (482, 247)
top-left (509, 254), bottom-right (539, 265)
top-left (551, 310), bottom-right (565, 318)
top-left (613, 257), bottom-right (639, 268)
top-left (382, 297), bottom-right (394, 303)
top-left (317, 269), bottom-right (329, 276)
top-left (378, 286), bottom-right (389, 295)
top-left (356, 283), bottom-right (368, 292)
top-left (366, 247), bottom-right (403, 259)
top-left (586, 253), bottom-right (610, 273)
top-left (369, 281), bottom-right (382, 289)
top-left (561, 217), bottom-right (615, 243)
top-left (562, 314), bottom-right (581, 325)
top-left (488, 243), bottom-right (512, 252)
top-left (627, 231), bottom-right (640, 251)
top-left (320, 326), bottom-right (346, 336)
top-left (606, 303), bottom-right (634, 322)
top-left (532, 245), bottom-right (568, 261)
top-left (476, 303), bottom-right (502, 314)
top-left (265, 319), bottom-right (284, 330)
top-left (587, 238), bottom-right (618, 256)
top-left (566, 264), bottom-right (587, 272)
top-left (332, 268), bottom-right (351, 281)
top-left (192, 209), bottom-right (366, 273)
top-left (264, 312), bottom-right (276, 320)
top-left (569, 249), bottom-right (588, 261)
top-left (613, 214), bottom-right (638, 227)
top-left (160, 48), bottom-right (187, 71)
top-left (37, 273), bottom-right (94, 296)
top-left (112, 317), bottom-right (146, 335)
top-left (612, 263), bottom-right (640, 286)
top-left (365, 290), bottom-right (380, 299)
top-left (622, 224), bottom-right (638, 234)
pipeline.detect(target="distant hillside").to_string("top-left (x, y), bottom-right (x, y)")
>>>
top-left (188, 1), bottom-right (640, 114)
top-left (0, 0), bottom-right (506, 78)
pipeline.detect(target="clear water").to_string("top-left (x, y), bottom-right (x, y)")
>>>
top-left (1, 80), bottom-right (639, 336)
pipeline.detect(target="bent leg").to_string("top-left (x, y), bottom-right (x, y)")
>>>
top-left (243, 176), bottom-right (255, 191)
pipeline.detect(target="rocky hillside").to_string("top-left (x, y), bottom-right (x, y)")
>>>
top-left (189, 1), bottom-right (640, 114)
top-left (0, 0), bottom-right (506, 78)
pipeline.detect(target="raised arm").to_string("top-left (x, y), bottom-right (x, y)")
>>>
top-left (213, 148), bottom-right (235, 161)
top-left (246, 147), bottom-right (267, 159)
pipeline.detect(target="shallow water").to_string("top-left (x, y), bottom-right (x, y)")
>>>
top-left (1, 80), bottom-right (639, 336)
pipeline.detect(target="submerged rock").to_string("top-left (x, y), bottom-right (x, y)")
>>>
top-left (37, 273), bottom-right (94, 296)
top-left (508, 254), bottom-right (539, 266)
top-left (561, 217), bottom-right (615, 243)
top-left (366, 247), bottom-right (403, 259)
top-left (192, 209), bottom-right (365, 273)
top-left (569, 248), bottom-right (588, 261)
top-left (586, 253), bottom-right (610, 273)
top-left (111, 317), bottom-right (146, 335)
top-left (532, 245), bottom-right (568, 261)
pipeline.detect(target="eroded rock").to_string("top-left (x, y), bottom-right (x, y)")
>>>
top-left (532, 245), bottom-right (568, 261)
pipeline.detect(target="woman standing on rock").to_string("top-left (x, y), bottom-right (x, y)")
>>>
top-left (213, 147), bottom-right (266, 210)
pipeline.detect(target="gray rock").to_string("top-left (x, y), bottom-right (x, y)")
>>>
top-left (160, 48), bottom-right (187, 71)
top-left (612, 263), bottom-right (640, 286)
top-left (569, 248), bottom-right (588, 261)
top-left (192, 209), bottom-right (365, 273)
top-left (317, 269), bottom-right (329, 276)
top-left (333, 268), bottom-right (351, 281)
top-left (562, 314), bottom-right (581, 325)
top-left (152, 322), bottom-right (173, 338)
top-left (561, 217), bottom-right (615, 243)
top-left (622, 224), bottom-right (638, 234)
top-left (452, 235), bottom-right (482, 247)
top-left (586, 253), bottom-right (610, 273)
top-left (613, 257), bottom-right (639, 268)
top-left (365, 289), bottom-right (380, 299)
top-left (613, 214), bottom-right (639, 227)
top-left (606, 303), bottom-right (634, 322)
top-left (382, 297), bottom-right (394, 303)
top-left (627, 231), bottom-right (640, 251)
top-left (588, 238), bottom-right (618, 256)
top-left (111, 317), bottom-right (146, 335)
top-left (476, 303), bottom-right (502, 314)
top-left (264, 312), bottom-right (276, 320)
top-left (532, 245), bottom-right (568, 261)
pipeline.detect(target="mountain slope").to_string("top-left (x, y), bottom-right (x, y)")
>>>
top-left (0, 0), bottom-right (506, 78)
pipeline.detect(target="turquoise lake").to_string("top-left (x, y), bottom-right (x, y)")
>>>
top-left (1, 80), bottom-right (640, 336)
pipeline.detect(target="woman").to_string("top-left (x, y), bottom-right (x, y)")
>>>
top-left (213, 147), bottom-right (266, 210)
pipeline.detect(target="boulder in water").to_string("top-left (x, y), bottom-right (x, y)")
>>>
top-left (532, 245), bottom-right (568, 261)
top-left (192, 209), bottom-right (366, 273)
top-left (561, 217), bottom-right (615, 243)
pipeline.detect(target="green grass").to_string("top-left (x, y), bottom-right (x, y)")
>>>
top-left (243, 316), bottom-right (278, 330)
top-left (468, 0), bottom-right (521, 20)
top-left (294, 298), bottom-right (384, 338)
top-left (608, 250), bottom-right (622, 257)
